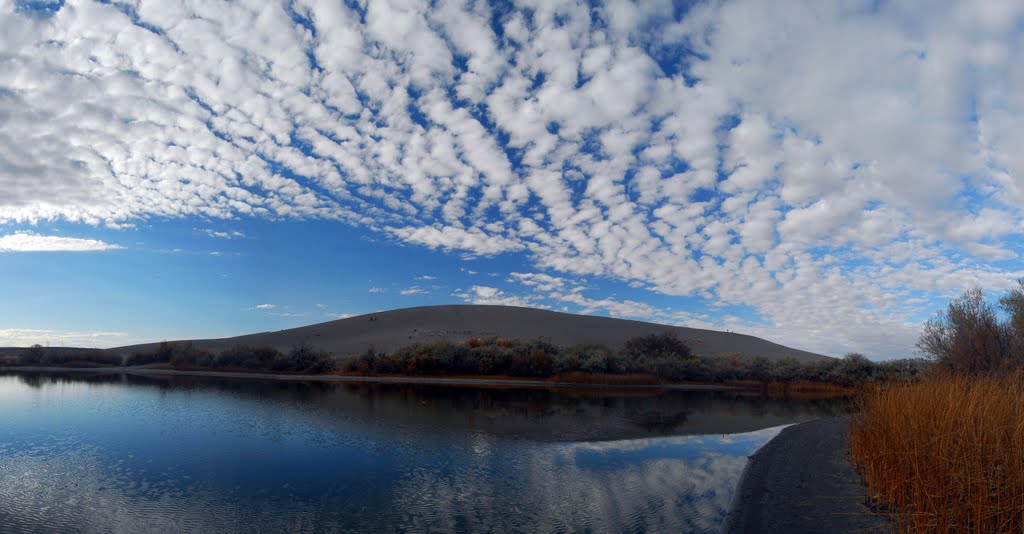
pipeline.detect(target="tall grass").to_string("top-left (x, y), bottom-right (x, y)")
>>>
top-left (849, 374), bottom-right (1024, 532)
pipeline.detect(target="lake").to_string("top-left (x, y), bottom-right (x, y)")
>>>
top-left (0, 372), bottom-right (845, 533)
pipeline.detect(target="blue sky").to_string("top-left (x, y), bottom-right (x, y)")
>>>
top-left (1, 0), bottom-right (1022, 358)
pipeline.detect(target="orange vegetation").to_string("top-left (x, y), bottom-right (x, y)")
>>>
top-left (722, 379), bottom-right (857, 400)
top-left (850, 375), bottom-right (1024, 532)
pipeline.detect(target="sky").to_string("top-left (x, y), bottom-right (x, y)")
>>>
top-left (1, 0), bottom-right (1022, 359)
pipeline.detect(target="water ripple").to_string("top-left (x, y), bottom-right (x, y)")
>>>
top-left (0, 374), bottom-right (837, 533)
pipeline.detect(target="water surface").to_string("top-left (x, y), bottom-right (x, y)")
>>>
top-left (0, 372), bottom-right (844, 533)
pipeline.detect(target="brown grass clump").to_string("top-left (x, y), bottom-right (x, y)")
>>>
top-left (850, 374), bottom-right (1024, 532)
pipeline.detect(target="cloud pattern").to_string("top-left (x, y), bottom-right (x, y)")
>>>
top-left (2, 0), bottom-right (1023, 356)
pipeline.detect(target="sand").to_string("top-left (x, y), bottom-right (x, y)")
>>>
top-left (725, 417), bottom-right (891, 533)
top-left (112, 304), bottom-right (830, 363)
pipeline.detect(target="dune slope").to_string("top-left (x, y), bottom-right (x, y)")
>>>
top-left (114, 305), bottom-right (830, 363)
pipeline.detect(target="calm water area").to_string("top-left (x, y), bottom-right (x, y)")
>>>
top-left (0, 372), bottom-right (845, 533)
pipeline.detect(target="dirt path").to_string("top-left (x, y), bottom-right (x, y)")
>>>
top-left (725, 417), bottom-right (891, 533)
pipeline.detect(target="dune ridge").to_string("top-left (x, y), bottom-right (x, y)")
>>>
top-left (113, 305), bottom-right (830, 363)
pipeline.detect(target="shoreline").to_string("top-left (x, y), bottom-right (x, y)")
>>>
top-left (0, 366), bottom-right (741, 390)
top-left (725, 417), bottom-right (891, 533)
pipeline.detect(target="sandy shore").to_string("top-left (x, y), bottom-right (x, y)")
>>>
top-left (725, 417), bottom-right (891, 533)
top-left (0, 366), bottom-right (740, 390)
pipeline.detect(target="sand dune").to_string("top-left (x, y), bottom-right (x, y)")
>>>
top-left (113, 305), bottom-right (830, 363)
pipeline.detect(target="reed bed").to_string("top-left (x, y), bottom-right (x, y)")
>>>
top-left (727, 379), bottom-right (857, 397)
top-left (849, 375), bottom-right (1024, 532)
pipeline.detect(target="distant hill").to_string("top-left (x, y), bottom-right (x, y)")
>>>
top-left (113, 305), bottom-right (831, 363)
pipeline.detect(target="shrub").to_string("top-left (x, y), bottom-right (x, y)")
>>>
top-left (742, 356), bottom-right (772, 382)
top-left (712, 352), bottom-right (745, 381)
top-left (306, 331), bottom-right (934, 387)
top-left (41, 349), bottom-right (122, 366)
top-left (21, 344), bottom-right (45, 365)
top-left (772, 357), bottom-right (802, 383)
top-left (154, 341), bottom-right (175, 362)
top-left (528, 348), bottom-right (553, 376)
top-left (125, 351), bottom-right (170, 366)
top-left (212, 345), bottom-right (280, 369)
top-left (917, 287), bottom-right (1012, 375)
top-left (837, 353), bottom-right (874, 384)
top-left (271, 343), bottom-right (335, 373)
top-left (212, 345), bottom-right (247, 368)
top-left (471, 345), bottom-right (497, 375)
top-left (169, 342), bottom-right (199, 367)
top-left (623, 333), bottom-right (693, 361)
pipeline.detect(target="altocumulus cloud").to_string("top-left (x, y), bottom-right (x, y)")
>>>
top-left (2, 0), bottom-right (1024, 356)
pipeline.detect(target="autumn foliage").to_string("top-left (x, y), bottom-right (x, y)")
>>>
top-left (851, 375), bottom-right (1024, 532)
top-left (850, 280), bottom-right (1024, 532)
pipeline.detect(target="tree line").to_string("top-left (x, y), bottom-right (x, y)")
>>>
top-left (11, 278), bottom-right (1024, 386)
top-left (0, 332), bottom-right (926, 386)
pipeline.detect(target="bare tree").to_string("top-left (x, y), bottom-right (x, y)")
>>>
top-left (917, 287), bottom-right (1010, 375)
top-left (999, 279), bottom-right (1024, 364)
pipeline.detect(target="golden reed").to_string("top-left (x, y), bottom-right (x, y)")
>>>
top-left (850, 374), bottom-right (1024, 532)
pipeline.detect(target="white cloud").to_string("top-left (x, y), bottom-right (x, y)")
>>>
top-left (0, 233), bottom-right (122, 252)
top-left (204, 229), bottom-right (245, 239)
top-left (0, 328), bottom-right (128, 348)
top-left (3, 0), bottom-right (1023, 358)
top-left (389, 226), bottom-right (524, 256)
top-left (255, 304), bottom-right (276, 310)
top-left (368, 287), bottom-right (386, 294)
top-left (400, 286), bottom-right (426, 295)
top-left (509, 272), bottom-right (568, 292)
top-left (452, 285), bottom-right (537, 308)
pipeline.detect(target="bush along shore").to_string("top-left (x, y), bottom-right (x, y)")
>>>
top-left (1, 333), bottom-right (927, 390)
top-left (850, 279), bottom-right (1024, 532)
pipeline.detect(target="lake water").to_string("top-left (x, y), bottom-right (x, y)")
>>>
top-left (0, 372), bottom-right (845, 533)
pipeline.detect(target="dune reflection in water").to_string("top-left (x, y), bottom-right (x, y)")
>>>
top-left (0, 373), bottom-right (842, 533)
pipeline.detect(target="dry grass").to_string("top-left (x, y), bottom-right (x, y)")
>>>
top-left (850, 374), bottom-right (1024, 532)
top-left (550, 371), bottom-right (665, 385)
top-left (726, 379), bottom-right (857, 398)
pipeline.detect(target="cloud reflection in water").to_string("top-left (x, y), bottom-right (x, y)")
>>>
top-left (0, 374), bottom-right (822, 533)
